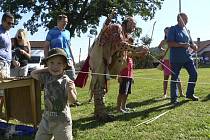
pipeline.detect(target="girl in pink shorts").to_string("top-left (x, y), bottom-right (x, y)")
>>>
top-left (158, 27), bottom-right (184, 98)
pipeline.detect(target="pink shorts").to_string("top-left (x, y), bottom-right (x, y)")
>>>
top-left (163, 59), bottom-right (171, 76)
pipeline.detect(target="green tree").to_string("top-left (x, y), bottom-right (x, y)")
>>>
top-left (141, 34), bottom-right (152, 46)
top-left (0, 0), bottom-right (164, 37)
top-left (89, 28), bottom-right (97, 37)
top-left (0, 0), bottom-right (165, 122)
top-left (133, 27), bottom-right (142, 45)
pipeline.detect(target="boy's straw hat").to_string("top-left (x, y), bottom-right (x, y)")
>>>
top-left (42, 48), bottom-right (71, 69)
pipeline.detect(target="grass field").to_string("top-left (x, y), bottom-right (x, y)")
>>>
top-left (2, 68), bottom-right (210, 140)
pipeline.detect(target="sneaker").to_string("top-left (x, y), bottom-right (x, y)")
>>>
top-left (162, 94), bottom-right (167, 99)
top-left (70, 104), bottom-right (76, 107)
top-left (171, 100), bottom-right (180, 106)
top-left (74, 101), bottom-right (82, 106)
top-left (88, 99), bottom-right (93, 103)
top-left (186, 95), bottom-right (199, 101)
top-left (117, 109), bottom-right (129, 114)
top-left (70, 101), bottom-right (82, 107)
top-left (124, 108), bottom-right (135, 112)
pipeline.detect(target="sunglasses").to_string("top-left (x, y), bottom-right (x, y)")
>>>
top-left (60, 20), bottom-right (68, 23)
top-left (6, 21), bottom-right (14, 25)
top-left (17, 36), bottom-right (22, 39)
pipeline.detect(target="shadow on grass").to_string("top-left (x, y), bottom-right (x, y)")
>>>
top-left (116, 100), bottom-right (189, 121)
top-left (72, 99), bottom-right (189, 133)
top-left (201, 94), bottom-right (210, 102)
top-left (73, 116), bottom-right (103, 127)
top-left (103, 97), bottom-right (170, 118)
top-left (73, 115), bottom-right (112, 138)
top-left (73, 114), bottom-right (110, 133)
top-left (126, 97), bottom-right (168, 108)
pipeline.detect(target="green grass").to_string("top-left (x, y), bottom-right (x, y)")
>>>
top-left (72, 68), bottom-right (210, 140)
top-left (3, 68), bottom-right (210, 140)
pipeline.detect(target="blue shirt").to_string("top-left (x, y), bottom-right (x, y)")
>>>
top-left (167, 24), bottom-right (192, 63)
top-left (46, 27), bottom-right (74, 62)
top-left (0, 25), bottom-right (12, 62)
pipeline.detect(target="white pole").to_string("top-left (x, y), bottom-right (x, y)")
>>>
top-left (79, 48), bottom-right (81, 63)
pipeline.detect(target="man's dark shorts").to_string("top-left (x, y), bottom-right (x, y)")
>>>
top-left (119, 78), bottom-right (132, 95)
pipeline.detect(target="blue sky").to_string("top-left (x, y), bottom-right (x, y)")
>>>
top-left (1, 0), bottom-right (210, 62)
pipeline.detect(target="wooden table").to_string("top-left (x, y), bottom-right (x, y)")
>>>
top-left (0, 77), bottom-right (41, 127)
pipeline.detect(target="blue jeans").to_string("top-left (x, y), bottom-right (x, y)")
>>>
top-left (170, 60), bottom-right (197, 102)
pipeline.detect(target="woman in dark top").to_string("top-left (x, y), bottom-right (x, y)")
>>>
top-left (10, 29), bottom-right (31, 76)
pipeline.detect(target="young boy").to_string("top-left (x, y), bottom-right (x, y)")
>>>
top-left (117, 50), bottom-right (134, 113)
top-left (31, 48), bottom-right (77, 140)
top-left (116, 35), bottom-right (144, 113)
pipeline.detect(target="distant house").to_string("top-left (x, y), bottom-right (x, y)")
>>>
top-left (195, 38), bottom-right (210, 64)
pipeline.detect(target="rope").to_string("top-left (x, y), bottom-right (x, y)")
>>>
top-left (74, 69), bottom-right (210, 85)
top-left (134, 110), bottom-right (170, 126)
top-left (149, 53), bottom-right (175, 74)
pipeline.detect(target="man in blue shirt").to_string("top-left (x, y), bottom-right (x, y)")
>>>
top-left (44, 14), bottom-right (75, 80)
top-left (43, 14), bottom-right (81, 106)
top-left (0, 12), bottom-right (14, 115)
top-left (167, 13), bottom-right (198, 105)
